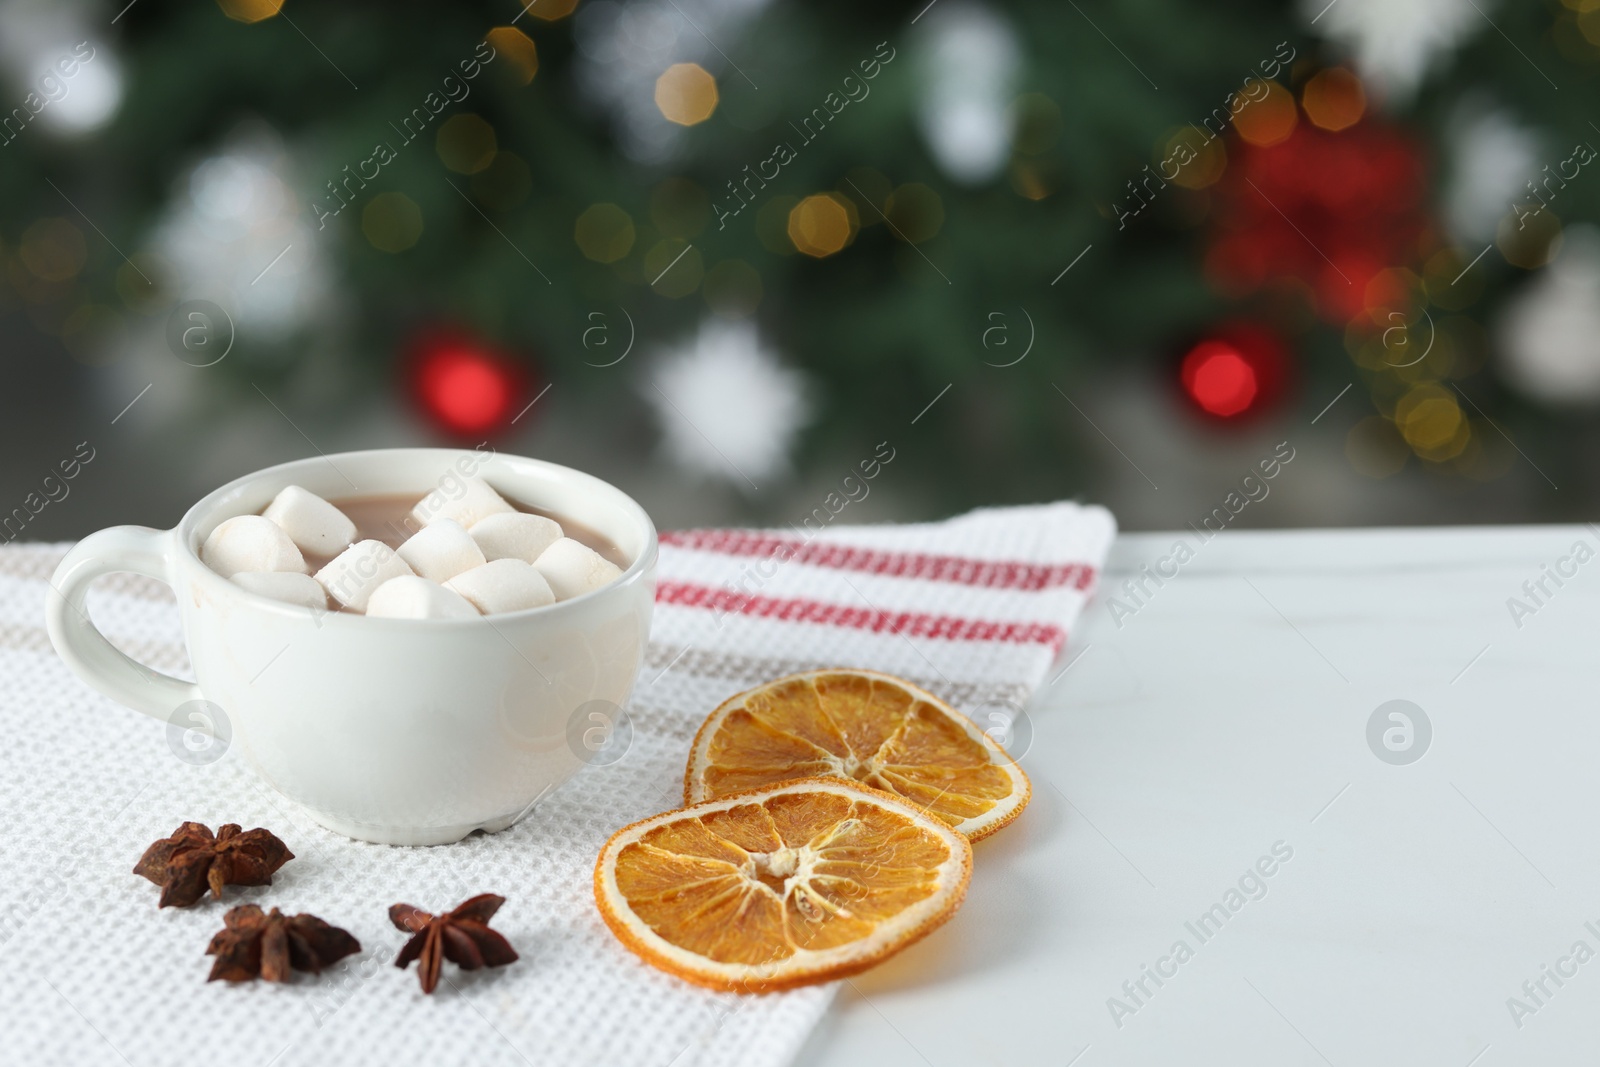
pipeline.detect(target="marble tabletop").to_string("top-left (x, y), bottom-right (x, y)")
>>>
top-left (795, 525), bottom-right (1600, 1067)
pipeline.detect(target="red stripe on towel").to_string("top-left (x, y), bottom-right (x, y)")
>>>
top-left (654, 581), bottom-right (1068, 651)
top-left (660, 530), bottom-right (1096, 592)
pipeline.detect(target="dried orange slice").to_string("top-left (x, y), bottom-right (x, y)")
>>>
top-left (594, 778), bottom-right (972, 992)
top-left (685, 669), bottom-right (1030, 840)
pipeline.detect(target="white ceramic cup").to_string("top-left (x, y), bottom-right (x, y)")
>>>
top-left (44, 448), bottom-right (658, 846)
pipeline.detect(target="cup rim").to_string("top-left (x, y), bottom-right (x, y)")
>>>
top-left (174, 447), bottom-right (658, 628)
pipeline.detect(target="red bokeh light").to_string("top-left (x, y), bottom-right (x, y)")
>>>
top-left (1177, 324), bottom-right (1289, 422)
top-left (1204, 118), bottom-right (1429, 323)
top-left (1182, 342), bottom-right (1258, 417)
top-left (410, 335), bottom-right (526, 437)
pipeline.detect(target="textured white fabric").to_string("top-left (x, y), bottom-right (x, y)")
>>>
top-left (0, 502), bottom-right (1113, 1067)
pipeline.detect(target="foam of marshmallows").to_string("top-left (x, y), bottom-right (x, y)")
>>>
top-left (410, 476), bottom-right (515, 530)
top-left (230, 571), bottom-right (328, 611)
top-left (201, 515), bottom-right (306, 579)
top-left (314, 539), bottom-right (415, 612)
top-left (469, 512), bottom-right (563, 565)
top-left (533, 537), bottom-right (623, 601)
top-left (396, 518), bottom-right (485, 583)
top-left (365, 575), bottom-right (480, 620)
top-left (444, 559), bottom-right (555, 615)
top-left (261, 485), bottom-right (357, 557)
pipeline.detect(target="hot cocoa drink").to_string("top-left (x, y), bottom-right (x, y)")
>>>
top-left (199, 475), bottom-right (629, 618)
top-left (323, 494), bottom-right (627, 570)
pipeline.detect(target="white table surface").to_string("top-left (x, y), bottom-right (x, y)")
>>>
top-left (794, 525), bottom-right (1600, 1067)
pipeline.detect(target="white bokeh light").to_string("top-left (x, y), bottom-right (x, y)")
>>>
top-left (32, 44), bottom-right (121, 133)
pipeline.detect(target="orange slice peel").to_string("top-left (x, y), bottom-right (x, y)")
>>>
top-left (594, 777), bottom-right (972, 992)
top-left (685, 669), bottom-right (1031, 840)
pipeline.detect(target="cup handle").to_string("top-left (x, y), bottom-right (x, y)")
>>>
top-left (45, 525), bottom-right (204, 721)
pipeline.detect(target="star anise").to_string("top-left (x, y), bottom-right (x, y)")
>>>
top-left (206, 904), bottom-right (361, 983)
top-left (390, 894), bottom-right (519, 994)
top-left (133, 821), bottom-right (294, 908)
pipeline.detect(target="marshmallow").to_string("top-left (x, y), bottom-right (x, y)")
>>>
top-left (411, 476), bottom-right (515, 530)
top-left (201, 515), bottom-right (306, 578)
top-left (231, 571), bottom-right (329, 611)
top-left (533, 537), bottom-right (624, 600)
top-left (470, 512), bottom-right (563, 565)
top-left (314, 539), bottom-right (415, 612)
top-left (366, 576), bottom-right (480, 620)
top-left (444, 559), bottom-right (555, 615)
top-left (396, 518), bottom-right (485, 582)
top-left (261, 485), bottom-right (357, 557)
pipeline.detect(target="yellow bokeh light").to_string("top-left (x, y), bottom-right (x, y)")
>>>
top-left (1234, 81), bottom-right (1298, 147)
top-left (19, 218), bottom-right (86, 282)
top-left (436, 114), bottom-right (498, 174)
top-left (843, 168), bottom-right (893, 223)
top-left (655, 63), bottom-right (718, 126)
top-left (362, 193), bottom-right (423, 253)
top-left (644, 239), bottom-right (704, 297)
top-left (1161, 128), bottom-right (1227, 190)
top-left (522, 0), bottom-right (580, 20)
top-left (1010, 161), bottom-right (1053, 201)
top-left (1396, 385), bottom-right (1469, 461)
top-left (574, 203), bottom-right (636, 263)
top-left (884, 184), bottom-right (944, 244)
top-left (1302, 67), bottom-right (1366, 132)
top-left (486, 27), bottom-right (539, 85)
top-left (216, 0), bottom-right (283, 23)
top-left (787, 194), bottom-right (856, 258)
top-left (1009, 93), bottom-right (1062, 155)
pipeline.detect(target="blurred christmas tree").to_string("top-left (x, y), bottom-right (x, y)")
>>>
top-left (1, 0), bottom-right (1596, 515)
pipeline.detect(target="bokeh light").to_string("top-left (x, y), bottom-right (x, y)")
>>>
top-left (1181, 341), bottom-right (1258, 417)
top-left (486, 27), bottom-right (539, 85)
top-left (1010, 93), bottom-right (1062, 155)
top-left (884, 184), bottom-right (944, 243)
top-left (787, 194), bottom-right (856, 258)
top-left (842, 168), bottom-right (893, 224)
top-left (644, 239), bottom-right (704, 297)
top-left (1395, 384), bottom-right (1469, 460)
top-left (413, 342), bottom-right (521, 435)
top-left (655, 63), bottom-right (718, 126)
top-left (1010, 161), bottom-right (1054, 200)
top-left (522, 0), bottom-right (580, 21)
top-left (19, 219), bottom-right (86, 282)
top-left (574, 203), bottom-right (636, 263)
top-left (216, 0), bottom-right (283, 23)
top-left (362, 193), bottom-right (423, 253)
top-left (436, 114), bottom-right (498, 174)
top-left (1161, 128), bottom-right (1227, 190)
top-left (1302, 68), bottom-right (1366, 132)
top-left (1234, 81), bottom-right (1298, 147)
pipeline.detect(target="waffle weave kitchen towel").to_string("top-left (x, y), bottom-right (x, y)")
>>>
top-left (0, 501), bottom-right (1113, 1067)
